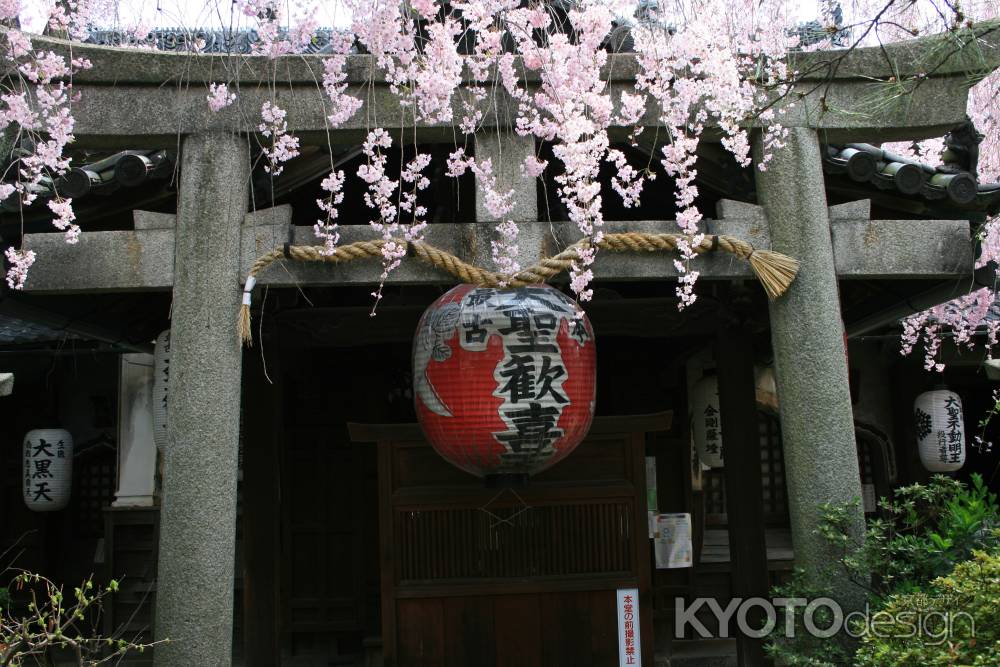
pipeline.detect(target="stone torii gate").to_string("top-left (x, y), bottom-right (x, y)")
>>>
top-left (15, 25), bottom-right (1000, 666)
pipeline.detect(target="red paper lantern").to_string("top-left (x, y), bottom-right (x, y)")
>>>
top-left (413, 284), bottom-right (596, 480)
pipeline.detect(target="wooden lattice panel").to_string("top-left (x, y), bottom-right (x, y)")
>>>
top-left (702, 413), bottom-right (788, 525)
top-left (394, 500), bottom-right (634, 583)
top-left (73, 451), bottom-right (116, 539)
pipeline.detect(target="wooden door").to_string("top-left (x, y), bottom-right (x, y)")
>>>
top-left (280, 357), bottom-right (382, 654)
top-left (351, 413), bottom-right (668, 667)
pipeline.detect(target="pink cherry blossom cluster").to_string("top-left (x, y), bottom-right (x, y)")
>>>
top-left (1, 1), bottom-right (97, 287)
top-left (47, 0), bottom-right (113, 41)
top-left (207, 83), bottom-right (236, 112)
top-left (412, 20), bottom-right (463, 123)
top-left (901, 310), bottom-right (945, 372)
top-left (894, 2), bottom-right (1000, 369)
top-left (521, 155), bottom-right (547, 179)
top-left (499, 3), bottom-right (617, 303)
top-left (4, 247), bottom-right (35, 290)
top-left (346, 0), bottom-right (418, 105)
top-left (2, 0), bottom-right (996, 333)
top-left (606, 148), bottom-right (649, 209)
top-left (347, 0), bottom-right (467, 126)
top-left (399, 151), bottom-right (433, 241)
top-left (358, 128), bottom-right (403, 311)
top-left (445, 148), bottom-right (521, 279)
top-left (258, 101), bottom-right (300, 176)
top-left (632, 0), bottom-right (793, 307)
top-left (315, 169), bottom-right (346, 256)
top-left (239, 0), bottom-right (291, 58)
top-left (47, 198), bottom-right (79, 244)
top-left (321, 32), bottom-right (363, 128)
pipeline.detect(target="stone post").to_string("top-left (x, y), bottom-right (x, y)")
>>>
top-left (474, 132), bottom-right (537, 223)
top-left (754, 129), bottom-right (865, 589)
top-left (473, 133), bottom-right (540, 272)
top-left (154, 132), bottom-right (249, 666)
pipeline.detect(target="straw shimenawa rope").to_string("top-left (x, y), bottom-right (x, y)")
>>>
top-left (237, 232), bottom-right (799, 345)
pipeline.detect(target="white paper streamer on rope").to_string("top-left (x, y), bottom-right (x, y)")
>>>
top-left (23, 429), bottom-right (73, 511)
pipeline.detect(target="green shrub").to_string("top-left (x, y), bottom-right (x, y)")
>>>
top-left (853, 549), bottom-right (1000, 667)
top-left (766, 475), bottom-right (1000, 667)
top-left (839, 474), bottom-right (998, 599)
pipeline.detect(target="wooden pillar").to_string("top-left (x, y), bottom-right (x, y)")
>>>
top-left (241, 342), bottom-right (282, 666)
top-left (716, 304), bottom-right (770, 667)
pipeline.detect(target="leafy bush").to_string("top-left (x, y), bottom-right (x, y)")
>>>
top-left (835, 474), bottom-right (998, 599)
top-left (766, 474), bottom-right (999, 667)
top-left (853, 549), bottom-right (1000, 667)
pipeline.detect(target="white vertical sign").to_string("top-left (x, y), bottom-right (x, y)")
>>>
top-left (616, 587), bottom-right (641, 666)
top-left (114, 353), bottom-right (157, 507)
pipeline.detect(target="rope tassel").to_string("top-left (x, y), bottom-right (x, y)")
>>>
top-left (747, 249), bottom-right (801, 300)
top-left (237, 233), bottom-right (800, 346)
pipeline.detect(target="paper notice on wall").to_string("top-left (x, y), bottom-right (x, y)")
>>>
top-left (653, 513), bottom-right (693, 569)
top-left (645, 456), bottom-right (658, 538)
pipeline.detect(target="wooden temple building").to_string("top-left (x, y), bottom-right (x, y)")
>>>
top-left (1, 23), bottom-right (1000, 667)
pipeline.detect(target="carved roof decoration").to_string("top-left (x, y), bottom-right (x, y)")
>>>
top-left (85, 27), bottom-right (353, 55)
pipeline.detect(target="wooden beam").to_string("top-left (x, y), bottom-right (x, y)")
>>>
top-left (716, 304), bottom-right (770, 667)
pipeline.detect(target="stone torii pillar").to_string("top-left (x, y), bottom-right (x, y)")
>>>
top-left (754, 129), bottom-right (866, 597)
top-left (154, 132), bottom-right (249, 666)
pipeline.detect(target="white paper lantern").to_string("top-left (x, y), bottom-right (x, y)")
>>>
top-left (153, 330), bottom-right (171, 451)
top-left (913, 388), bottom-right (965, 472)
top-left (690, 373), bottom-right (724, 468)
top-left (23, 429), bottom-right (73, 511)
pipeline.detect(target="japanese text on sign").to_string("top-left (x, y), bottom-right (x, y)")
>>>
top-left (23, 436), bottom-right (66, 505)
top-left (617, 588), bottom-right (642, 666)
